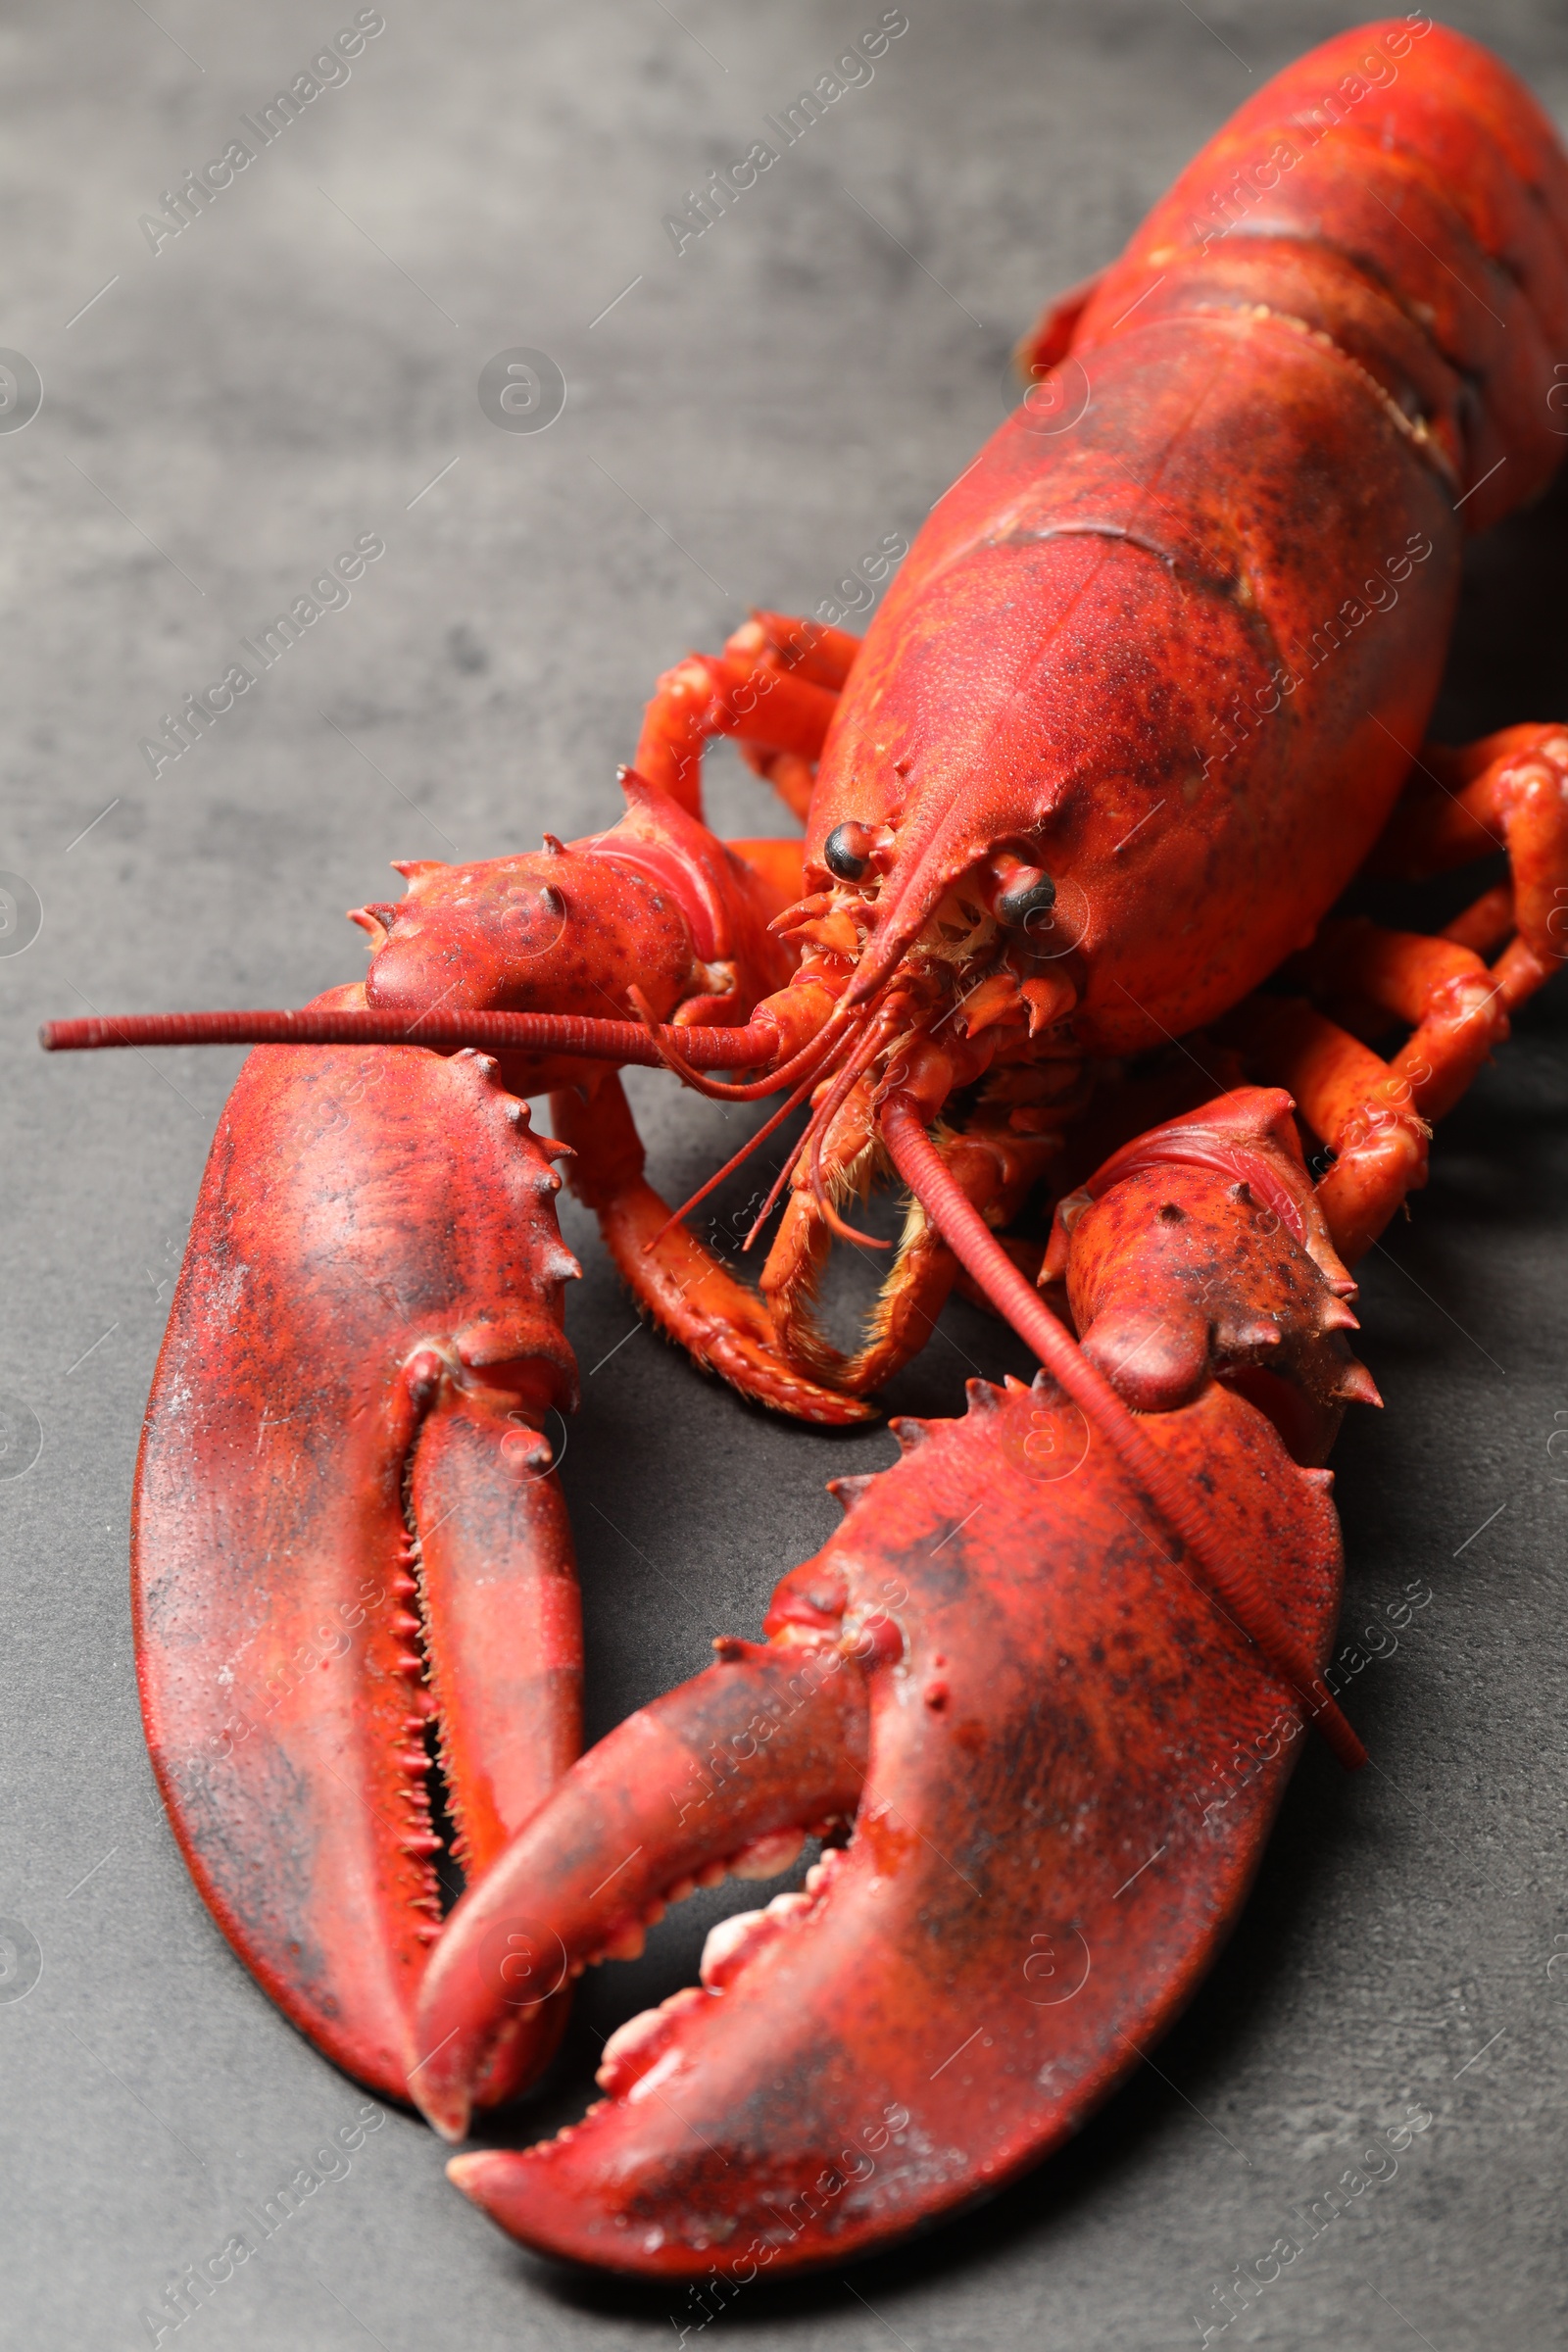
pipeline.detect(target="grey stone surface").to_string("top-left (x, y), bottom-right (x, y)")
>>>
top-left (3, 1), bottom-right (1567, 2345)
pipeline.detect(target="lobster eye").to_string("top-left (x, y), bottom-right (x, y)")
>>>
top-left (994, 867), bottom-right (1056, 929)
top-left (823, 822), bottom-right (874, 882)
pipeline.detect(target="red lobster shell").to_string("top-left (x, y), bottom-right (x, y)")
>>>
top-left (33, 10), bottom-right (1568, 2289)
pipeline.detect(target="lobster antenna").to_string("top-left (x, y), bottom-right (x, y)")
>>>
top-left (739, 988), bottom-right (909, 1250)
top-left (640, 1054), bottom-right (841, 1255)
top-left (641, 983), bottom-right (899, 1252)
top-left (619, 984), bottom-right (861, 1105)
top-left (878, 1087), bottom-right (1367, 1772)
top-left (39, 1005), bottom-right (781, 1072)
top-left (795, 997), bottom-right (915, 1250)
top-left (643, 991), bottom-right (899, 1257)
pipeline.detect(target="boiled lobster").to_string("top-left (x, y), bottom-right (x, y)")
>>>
top-left (40, 12), bottom-right (1568, 2281)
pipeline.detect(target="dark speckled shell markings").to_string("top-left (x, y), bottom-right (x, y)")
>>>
top-left (134, 1019), bottom-right (584, 2105)
top-left (411, 1357), bottom-right (1341, 2276)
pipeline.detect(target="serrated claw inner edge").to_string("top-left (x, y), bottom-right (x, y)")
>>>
top-left (134, 1001), bottom-right (583, 2101)
top-left (412, 1370), bottom-right (1343, 2278)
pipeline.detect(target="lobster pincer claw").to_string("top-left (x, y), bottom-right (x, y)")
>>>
top-left (412, 1633), bottom-right (871, 2143)
top-left (135, 988), bottom-right (583, 2107)
top-left (413, 1362), bottom-right (1343, 2278)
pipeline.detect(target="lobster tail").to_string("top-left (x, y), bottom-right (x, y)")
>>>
top-left (1084, 17), bottom-right (1568, 531)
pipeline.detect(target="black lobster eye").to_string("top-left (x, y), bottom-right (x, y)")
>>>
top-left (823, 821), bottom-right (874, 882)
top-left (994, 866), bottom-right (1057, 929)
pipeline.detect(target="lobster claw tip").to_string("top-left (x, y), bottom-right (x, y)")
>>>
top-left (422, 2088), bottom-right (472, 2146)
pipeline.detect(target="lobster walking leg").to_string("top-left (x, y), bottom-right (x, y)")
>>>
top-left (1373, 724), bottom-right (1568, 1006)
top-left (760, 1091), bottom-right (1057, 1396)
top-left (632, 613), bottom-right (857, 819)
top-left (1225, 719), bottom-right (1568, 1259)
top-left (1300, 922), bottom-right (1512, 1123)
top-left (546, 1069), bottom-right (875, 1424)
top-left (744, 611), bottom-right (861, 689)
top-left (731, 616), bottom-right (862, 820)
top-left (135, 996), bottom-right (583, 2104)
top-left (1224, 923), bottom-right (1508, 1261)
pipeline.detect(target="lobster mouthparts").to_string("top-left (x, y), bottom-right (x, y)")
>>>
top-left (415, 1368), bottom-right (1341, 2277)
top-left (135, 991), bottom-right (583, 2105)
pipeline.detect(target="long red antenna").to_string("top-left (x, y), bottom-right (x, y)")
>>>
top-left (40, 1006), bottom-right (780, 1071)
top-left (641, 1055), bottom-right (837, 1255)
top-left (878, 1089), bottom-right (1366, 1770)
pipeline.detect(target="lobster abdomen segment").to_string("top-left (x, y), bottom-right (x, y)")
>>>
top-left (1090, 18), bottom-right (1568, 524)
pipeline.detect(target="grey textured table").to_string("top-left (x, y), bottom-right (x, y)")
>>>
top-left (4, 3), bottom-right (1567, 2345)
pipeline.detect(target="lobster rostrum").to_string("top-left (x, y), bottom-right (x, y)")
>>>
top-left (38, 15), bottom-right (1568, 2275)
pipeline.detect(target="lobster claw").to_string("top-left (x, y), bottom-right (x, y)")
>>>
top-left (135, 989), bottom-right (582, 2107)
top-left (413, 1362), bottom-right (1343, 2277)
